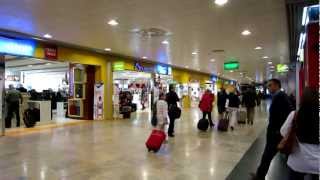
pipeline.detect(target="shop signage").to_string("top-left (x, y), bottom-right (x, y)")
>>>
top-left (0, 36), bottom-right (36, 56)
top-left (156, 64), bottom-right (171, 75)
top-left (113, 62), bottom-right (125, 71)
top-left (276, 64), bottom-right (289, 73)
top-left (134, 62), bottom-right (154, 73)
top-left (224, 61), bottom-right (239, 70)
top-left (44, 45), bottom-right (58, 60)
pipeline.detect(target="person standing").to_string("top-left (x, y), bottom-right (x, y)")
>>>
top-left (5, 84), bottom-right (22, 128)
top-left (242, 86), bottom-right (257, 125)
top-left (199, 89), bottom-right (215, 128)
top-left (217, 88), bottom-right (227, 118)
top-left (156, 93), bottom-right (169, 131)
top-left (280, 88), bottom-right (319, 180)
top-left (166, 84), bottom-right (180, 137)
top-left (227, 91), bottom-right (240, 131)
top-left (251, 79), bottom-right (292, 180)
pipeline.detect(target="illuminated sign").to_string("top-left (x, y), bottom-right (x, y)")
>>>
top-left (156, 64), bottom-right (171, 75)
top-left (276, 64), bottom-right (289, 73)
top-left (113, 62), bottom-right (124, 71)
top-left (134, 62), bottom-right (154, 73)
top-left (224, 61), bottom-right (239, 70)
top-left (0, 36), bottom-right (36, 56)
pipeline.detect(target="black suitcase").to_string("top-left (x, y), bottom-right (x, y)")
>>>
top-left (23, 109), bottom-right (38, 128)
top-left (197, 118), bottom-right (209, 131)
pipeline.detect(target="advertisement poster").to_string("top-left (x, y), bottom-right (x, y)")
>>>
top-left (94, 83), bottom-right (104, 120)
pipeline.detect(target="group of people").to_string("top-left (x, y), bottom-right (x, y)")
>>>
top-left (250, 79), bottom-right (319, 180)
top-left (199, 85), bottom-right (260, 131)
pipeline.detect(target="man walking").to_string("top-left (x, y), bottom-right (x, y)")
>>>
top-left (166, 84), bottom-right (180, 137)
top-left (242, 86), bottom-right (257, 125)
top-left (251, 79), bottom-right (292, 180)
top-left (5, 84), bottom-right (22, 128)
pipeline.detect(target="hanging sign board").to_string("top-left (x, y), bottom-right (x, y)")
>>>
top-left (224, 61), bottom-right (239, 70)
top-left (0, 36), bottom-right (36, 56)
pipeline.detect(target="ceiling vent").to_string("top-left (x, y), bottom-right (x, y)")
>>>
top-left (132, 28), bottom-right (170, 38)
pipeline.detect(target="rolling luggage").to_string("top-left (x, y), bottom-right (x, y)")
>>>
top-left (218, 111), bottom-right (230, 132)
top-left (146, 129), bottom-right (166, 152)
top-left (23, 108), bottom-right (39, 128)
top-left (197, 118), bottom-right (209, 131)
top-left (238, 108), bottom-right (247, 124)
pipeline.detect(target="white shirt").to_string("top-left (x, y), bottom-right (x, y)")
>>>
top-left (280, 111), bottom-right (320, 174)
top-left (156, 100), bottom-right (168, 125)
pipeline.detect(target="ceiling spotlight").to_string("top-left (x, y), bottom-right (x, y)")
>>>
top-left (142, 56), bottom-right (147, 59)
top-left (268, 61), bottom-right (272, 64)
top-left (43, 34), bottom-right (52, 39)
top-left (104, 48), bottom-right (111, 51)
top-left (45, 63), bottom-right (51, 65)
top-left (28, 65), bottom-right (33, 67)
top-left (162, 40), bottom-right (169, 44)
top-left (230, 70), bottom-right (234, 72)
top-left (254, 46), bottom-right (262, 50)
top-left (210, 59), bottom-right (216, 62)
top-left (262, 56), bottom-right (269, 59)
top-left (214, 0), bottom-right (228, 6)
top-left (185, 66), bottom-right (189, 68)
top-left (192, 52), bottom-right (198, 55)
top-left (108, 19), bottom-right (119, 26)
top-left (241, 30), bottom-right (251, 36)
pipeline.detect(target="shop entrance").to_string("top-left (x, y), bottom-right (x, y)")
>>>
top-left (113, 71), bottom-right (152, 118)
top-left (4, 55), bottom-right (72, 130)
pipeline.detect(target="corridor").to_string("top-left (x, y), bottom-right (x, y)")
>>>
top-left (0, 105), bottom-right (268, 180)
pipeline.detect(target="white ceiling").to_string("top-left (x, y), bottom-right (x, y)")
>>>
top-left (0, 0), bottom-right (289, 82)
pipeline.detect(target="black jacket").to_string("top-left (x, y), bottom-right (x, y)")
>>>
top-left (217, 91), bottom-right (227, 108)
top-left (242, 90), bottom-right (257, 108)
top-left (268, 91), bottom-right (292, 134)
top-left (228, 93), bottom-right (240, 108)
top-left (166, 91), bottom-right (179, 106)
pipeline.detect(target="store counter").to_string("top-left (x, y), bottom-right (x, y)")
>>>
top-left (27, 100), bottom-right (51, 124)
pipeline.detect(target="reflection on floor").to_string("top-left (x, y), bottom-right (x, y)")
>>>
top-left (0, 103), bottom-right (269, 179)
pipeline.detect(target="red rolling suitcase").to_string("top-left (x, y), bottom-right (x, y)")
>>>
top-left (146, 129), bottom-right (166, 152)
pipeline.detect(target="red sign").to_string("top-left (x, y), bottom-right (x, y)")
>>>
top-left (44, 45), bottom-right (58, 60)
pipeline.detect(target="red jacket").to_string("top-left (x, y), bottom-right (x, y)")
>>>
top-left (199, 92), bottom-right (214, 112)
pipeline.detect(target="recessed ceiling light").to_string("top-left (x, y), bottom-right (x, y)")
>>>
top-left (43, 34), bottom-right (52, 39)
top-left (241, 30), bottom-right (251, 36)
top-left (230, 70), bottom-right (234, 72)
top-left (142, 56), bottom-right (147, 59)
top-left (210, 59), bottom-right (216, 62)
top-left (108, 19), bottom-right (119, 26)
top-left (28, 65), bottom-right (33, 67)
top-left (46, 63), bottom-right (51, 65)
top-left (192, 52), bottom-right (198, 55)
top-left (254, 46), bottom-right (262, 50)
top-left (185, 66), bottom-right (189, 68)
top-left (104, 48), bottom-right (111, 51)
top-left (268, 61), bottom-right (273, 64)
top-left (214, 0), bottom-right (228, 6)
top-left (162, 40), bottom-right (169, 44)
top-left (262, 56), bottom-right (269, 59)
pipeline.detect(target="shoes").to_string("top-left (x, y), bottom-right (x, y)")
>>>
top-left (230, 126), bottom-right (234, 131)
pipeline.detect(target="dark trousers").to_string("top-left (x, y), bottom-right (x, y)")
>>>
top-left (246, 107), bottom-right (255, 124)
top-left (289, 168), bottom-right (319, 180)
top-left (168, 116), bottom-right (175, 135)
top-left (5, 102), bottom-right (20, 128)
top-left (202, 111), bottom-right (214, 126)
top-left (256, 130), bottom-right (282, 178)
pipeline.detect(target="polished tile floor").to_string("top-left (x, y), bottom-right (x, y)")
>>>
top-left (0, 104), bottom-right (268, 180)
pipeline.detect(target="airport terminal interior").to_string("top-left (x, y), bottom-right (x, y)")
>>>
top-left (0, 0), bottom-right (319, 180)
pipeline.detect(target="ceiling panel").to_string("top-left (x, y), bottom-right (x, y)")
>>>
top-left (0, 0), bottom-right (289, 82)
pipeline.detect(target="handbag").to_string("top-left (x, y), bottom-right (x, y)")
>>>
top-left (277, 112), bottom-right (297, 155)
top-left (168, 104), bottom-right (181, 119)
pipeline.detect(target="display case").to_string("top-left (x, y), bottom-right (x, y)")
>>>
top-left (68, 65), bottom-right (86, 118)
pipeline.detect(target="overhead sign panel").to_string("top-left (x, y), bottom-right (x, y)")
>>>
top-left (0, 36), bottom-right (36, 56)
top-left (224, 61), bottom-right (239, 70)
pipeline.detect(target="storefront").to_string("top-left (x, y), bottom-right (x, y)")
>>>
top-left (0, 36), bottom-right (110, 135)
top-left (112, 61), bottom-right (173, 119)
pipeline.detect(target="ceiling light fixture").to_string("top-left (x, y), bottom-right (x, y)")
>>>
top-left (268, 61), bottom-right (272, 64)
top-left (142, 56), bottom-right (147, 59)
top-left (46, 63), bottom-right (51, 65)
top-left (241, 30), bottom-right (251, 36)
top-left (28, 65), bottom-right (33, 67)
top-left (262, 56), bottom-right (269, 59)
top-left (108, 19), bottom-right (119, 26)
top-left (43, 34), bottom-right (52, 39)
top-left (230, 70), bottom-right (234, 72)
top-left (254, 46), bottom-right (262, 50)
top-left (192, 52), bottom-right (198, 55)
top-left (210, 59), bottom-right (216, 62)
top-left (104, 48), bottom-right (111, 51)
top-left (214, 0), bottom-right (228, 6)
top-left (162, 40), bottom-right (169, 44)
top-left (185, 66), bottom-right (189, 68)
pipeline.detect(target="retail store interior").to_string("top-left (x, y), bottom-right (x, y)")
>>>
top-left (4, 55), bottom-right (71, 129)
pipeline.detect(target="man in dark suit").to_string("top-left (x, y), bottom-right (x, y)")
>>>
top-left (251, 79), bottom-right (292, 180)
